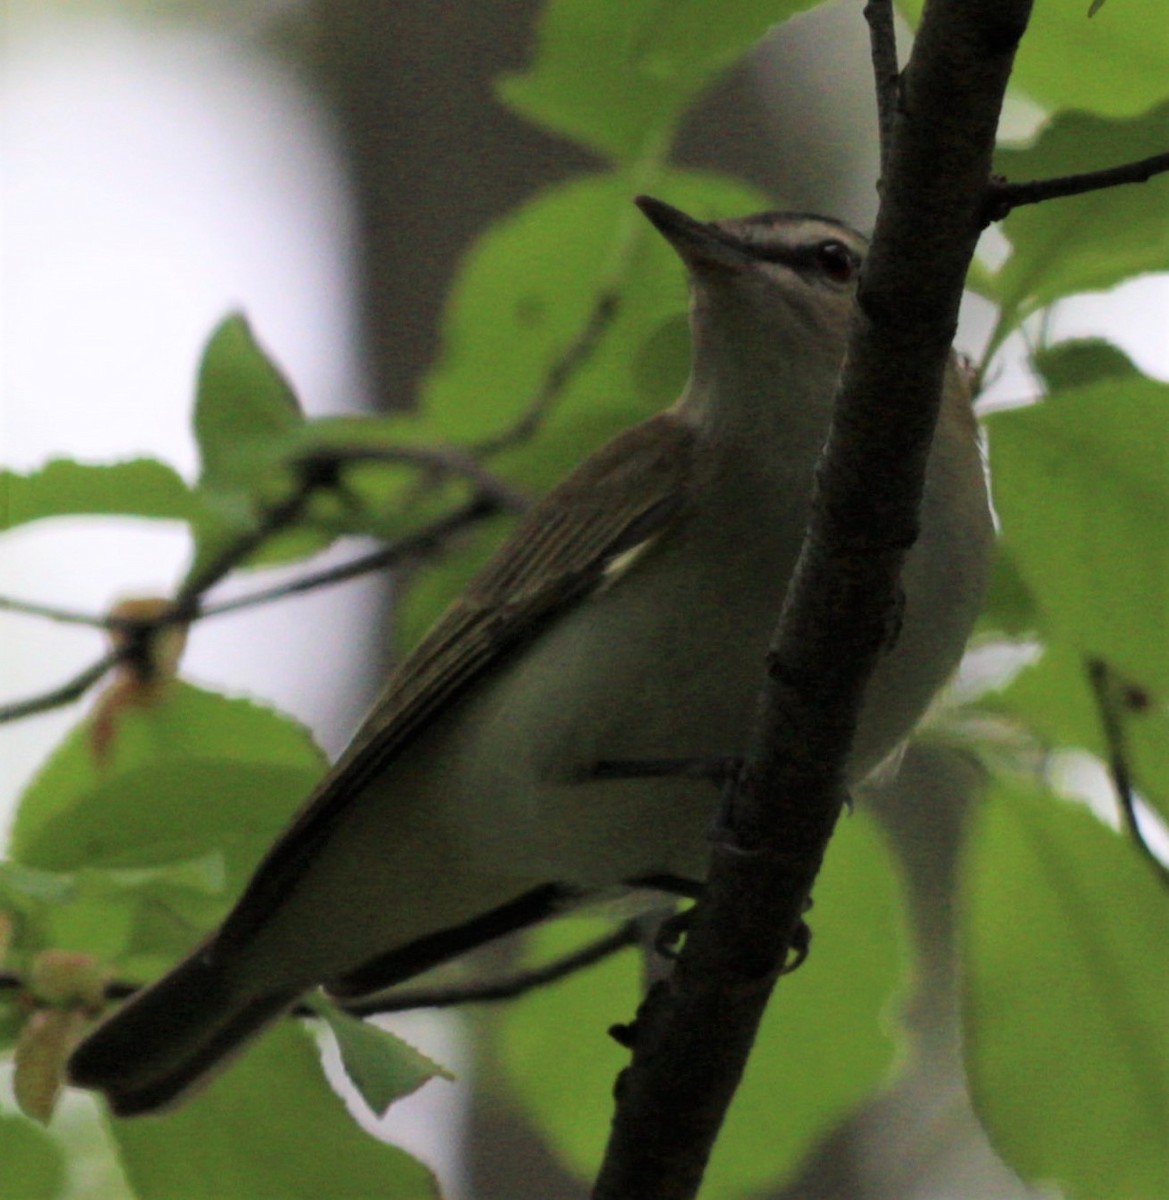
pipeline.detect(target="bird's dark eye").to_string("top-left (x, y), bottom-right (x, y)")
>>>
top-left (817, 240), bottom-right (857, 282)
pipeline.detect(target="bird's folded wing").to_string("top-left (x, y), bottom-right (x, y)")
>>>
top-left (216, 412), bottom-right (698, 947)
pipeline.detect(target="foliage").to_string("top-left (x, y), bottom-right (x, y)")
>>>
top-left (962, 785), bottom-right (1169, 1200)
top-left (2, 1), bottom-right (1167, 1198)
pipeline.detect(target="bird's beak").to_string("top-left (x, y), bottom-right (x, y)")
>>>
top-left (635, 195), bottom-right (751, 275)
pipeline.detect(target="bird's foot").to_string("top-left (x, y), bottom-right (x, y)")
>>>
top-left (781, 908), bottom-right (813, 974)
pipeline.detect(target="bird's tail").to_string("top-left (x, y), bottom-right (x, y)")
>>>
top-left (67, 945), bottom-right (298, 1117)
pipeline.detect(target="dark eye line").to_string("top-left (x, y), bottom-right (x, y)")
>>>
top-left (745, 239), bottom-right (860, 279)
top-left (748, 245), bottom-right (797, 265)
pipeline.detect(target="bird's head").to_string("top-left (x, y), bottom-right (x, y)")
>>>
top-left (633, 194), bottom-right (864, 357)
top-left (636, 195), bottom-right (868, 433)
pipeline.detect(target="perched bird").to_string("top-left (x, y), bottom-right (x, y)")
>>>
top-left (68, 196), bottom-right (993, 1116)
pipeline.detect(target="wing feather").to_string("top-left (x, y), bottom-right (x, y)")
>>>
top-left (216, 412), bottom-right (698, 947)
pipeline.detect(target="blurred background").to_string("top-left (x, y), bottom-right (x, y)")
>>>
top-left (1, 2), bottom-right (1164, 1197)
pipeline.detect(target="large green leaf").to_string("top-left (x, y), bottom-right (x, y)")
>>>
top-left (0, 1113), bottom-right (66, 1200)
top-left (108, 1023), bottom-right (437, 1199)
top-left (498, 0), bottom-right (821, 161)
top-left (7, 683), bottom-right (324, 970)
top-left (10, 682), bottom-right (323, 876)
top-left (988, 103), bottom-right (1169, 326)
top-left (1032, 338), bottom-right (1140, 392)
top-left (898, 0), bottom-right (1169, 117)
top-left (985, 355), bottom-right (1169, 693)
top-left (0, 459), bottom-right (194, 533)
top-left (496, 810), bottom-right (911, 1196)
top-left (0, 857), bottom-right (228, 983)
top-left (962, 784), bottom-right (1169, 1200)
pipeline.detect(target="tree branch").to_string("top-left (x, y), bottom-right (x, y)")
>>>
top-left (592, 1), bottom-right (1033, 1195)
top-left (0, 653), bottom-right (122, 724)
top-left (0, 596), bottom-right (111, 629)
top-left (983, 150), bottom-right (1169, 225)
top-left (170, 463), bottom-right (331, 618)
top-left (864, 0), bottom-right (900, 183)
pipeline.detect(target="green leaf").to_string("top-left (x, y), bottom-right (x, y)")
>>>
top-left (422, 170), bottom-right (676, 449)
top-left (985, 363), bottom-right (1169, 693)
top-left (898, 0), bottom-right (1169, 117)
top-left (0, 459), bottom-right (194, 533)
top-left (0, 861), bottom-right (76, 910)
top-left (0, 857), bottom-right (229, 973)
top-left (7, 683), bottom-right (324, 965)
top-left (961, 784), bottom-right (1169, 1199)
top-left (1019, 3), bottom-right (1169, 115)
top-left (988, 104), bottom-right (1169, 324)
top-left (0, 1114), bottom-right (66, 1200)
top-left (979, 546), bottom-right (1042, 637)
top-left (186, 314), bottom-right (313, 578)
top-left (108, 1022), bottom-right (438, 1199)
top-left (1033, 338), bottom-right (1138, 392)
top-left (498, 0), bottom-right (820, 161)
top-left (485, 917), bottom-right (636, 1182)
top-left (993, 642), bottom-right (1169, 826)
top-left (193, 314), bottom-right (304, 490)
top-left (310, 997), bottom-right (454, 1118)
top-left (497, 811), bottom-right (910, 1195)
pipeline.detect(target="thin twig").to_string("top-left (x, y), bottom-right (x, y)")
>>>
top-left (0, 921), bottom-right (640, 1019)
top-left (1, 449), bottom-right (523, 722)
top-left (172, 477), bottom-right (324, 618)
top-left (0, 469), bottom-right (334, 721)
top-left (0, 596), bottom-right (112, 629)
top-left (199, 495), bottom-right (514, 620)
top-left (0, 498), bottom-right (511, 720)
top-left (306, 444), bottom-right (529, 513)
top-left (1085, 658), bottom-right (1169, 887)
top-left (324, 920), bottom-right (642, 1016)
top-left (982, 151), bottom-right (1169, 226)
top-left (864, 0), bottom-right (900, 184)
top-left (0, 652), bottom-right (122, 724)
top-left (473, 291), bottom-right (621, 458)
top-left (173, 446), bottom-right (526, 619)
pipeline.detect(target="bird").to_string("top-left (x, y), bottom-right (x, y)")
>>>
top-left (67, 195), bottom-right (993, 1117)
